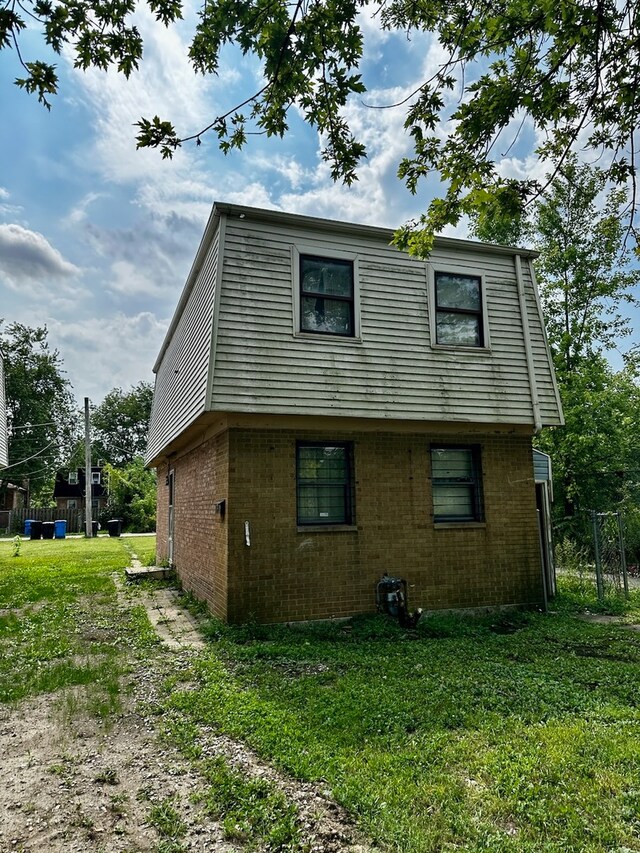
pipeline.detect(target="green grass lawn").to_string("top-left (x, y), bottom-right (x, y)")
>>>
top-left (165, 583), bottom-right (640, 853)
top-left (121, 533), bottom-right (157, 566)
top-left (0, 535), bottom-right (157, 705)
top-left (2, 535), bottom-right (640, 852)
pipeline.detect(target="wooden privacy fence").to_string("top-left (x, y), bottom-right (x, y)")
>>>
top-left (0, 508), bottom-right (86, 535)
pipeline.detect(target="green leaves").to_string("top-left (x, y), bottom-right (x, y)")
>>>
top-left (5, 0), bottom-right (640, 247)
top-left (15, 61), bottom-right (58, 109)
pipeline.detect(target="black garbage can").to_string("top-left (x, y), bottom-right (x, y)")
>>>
top-left (30, 520), bottom-right (43, 540)
top-left (91, 520), bottom-right (99, 537)
top-left (41, 521), bottom-right (55, 540)
top-left (107, 518), bottom-right (123, 538)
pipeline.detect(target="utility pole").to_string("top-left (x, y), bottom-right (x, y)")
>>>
top-left (84, 397), bottom-right (92, 538)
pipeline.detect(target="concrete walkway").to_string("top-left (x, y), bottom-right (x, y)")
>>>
top-left (117, 554), bottom-right (207, 650)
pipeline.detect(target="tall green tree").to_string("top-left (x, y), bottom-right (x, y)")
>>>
top-left (533, 158), bottom-right (640, 378)
top-left (473, 158), bottom-right (640, 531)
top-left (3, 0), bottom-right (640, 251)
top-left (91, 383), bottom-right (154, 467)
top-left (103, 458), bottom-right (156, 532)
top-left (481, 160), bottom-right (640, 532)
top-left (0, 321), bottom-right (78, 504)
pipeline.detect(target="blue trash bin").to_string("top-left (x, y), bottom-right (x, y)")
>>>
top-left (54, 519), bottom-right (67, 539)
top-left (25, 519), bottom-right (36, 536)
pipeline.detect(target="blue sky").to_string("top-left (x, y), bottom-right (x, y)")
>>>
top-left (0, 6), bottom-right (637, 405)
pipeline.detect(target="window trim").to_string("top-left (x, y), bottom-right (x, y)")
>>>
top-left (292, 246), bottom-right (361, 340)
top-left (430, 444), bottom-right (484, 523)
top-left (296, 441), bottom-right (354, 526)
top-left (67, 499), bottom-right (78, 509)
top-left (68, 471), bottom-right (78, 485)
top-left (91, 472), bottom-right (101, 485)
top-left (428, 265), bottom-right (490, 351)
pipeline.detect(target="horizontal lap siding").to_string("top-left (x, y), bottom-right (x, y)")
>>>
top-left (146, 231), bottom-right (219, 463)
top-left (211, 219), bottom-right (562, 426)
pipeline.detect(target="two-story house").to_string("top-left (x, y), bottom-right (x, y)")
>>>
top-left (146, 203), bottom-right (563, 624)
top-left (53, 466), bottom-right (107, 515)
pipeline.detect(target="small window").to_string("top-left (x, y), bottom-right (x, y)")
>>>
top-left (300, 255), bottom-right (354, 336)
top-left (91, 472), bottom-right (101, 485)
top-left (91, 499), bottom-right (100, 510)
top-left (67, 499), bottom-right (78, 509)
top-left (297, 442), bottom-right (354, 525)
top-left (68, 471), bottom-right (78, 485)
top-left (431, 446), bottom-right (483, 522)
top-left (434, 272), bottom-right (484, 347)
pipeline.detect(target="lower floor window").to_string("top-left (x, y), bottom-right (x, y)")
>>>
top-left (431, 445), bottom-right (483, 522)
top-left (297, 442), bottom-right (353, 525)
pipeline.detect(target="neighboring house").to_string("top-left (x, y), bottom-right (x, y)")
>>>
top-left (146, 203), bottom-right (564, 624)
top-left (0, 358), bottom-right (7, 470)
top-left (53, 467), bottom-right (107, 515)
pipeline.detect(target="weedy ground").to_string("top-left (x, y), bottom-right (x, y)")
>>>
top-left (1, 536), bottom-right (640, 852)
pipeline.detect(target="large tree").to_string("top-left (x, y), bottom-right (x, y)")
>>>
top-left (0, 321), bottom-right (77, 504)
top-left (473, 160), bottom-right (640, 533)
top-left (3, 0), bottom-right (639, 251)
top-left (90, 382), bottom-right (154, 467)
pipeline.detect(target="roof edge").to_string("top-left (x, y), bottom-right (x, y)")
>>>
top-left (213, 201), bottom-right (539, 259)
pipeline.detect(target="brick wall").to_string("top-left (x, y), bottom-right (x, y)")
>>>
top-left (224, 426), bottom-right (542, 623)
top-left (156, 461), bottom-right (169, 559)
top-left (156, 433), bottom-right (229, 620)
top-left (158, 424), bottom-right (542, 624)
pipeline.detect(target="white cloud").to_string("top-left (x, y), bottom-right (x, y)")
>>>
top-left (0, 224), bottom-right (81, 290)
top-left (63, 192), bottom-right (105, 228)
top-left (46, 312), bottom-right (168, 400)
top-left (109, 260), bottom-right (170, 298)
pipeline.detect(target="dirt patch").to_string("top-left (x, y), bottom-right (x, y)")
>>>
top-left (0, 675), bottom-right (236, 852)
top-left (0, 584), bottom-right (374, 853)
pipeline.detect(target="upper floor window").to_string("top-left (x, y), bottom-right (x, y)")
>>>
top-left (296, 442), bottom-right (354, 525)
top-left (431, 446), bottom-right (483, 522)
top-left (91, 472), bottom-right (101, 485)
top-left (68, 471), bottom-right (78, 485)
top-left (300, 255), bottom-right (354, 336)
top-left (434, 272), bottom-right (484, 347)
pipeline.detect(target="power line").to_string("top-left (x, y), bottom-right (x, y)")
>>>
top-left (2, 441), bottom-right (56, 471)
top-left (9, 421), bottom-right (59, 430)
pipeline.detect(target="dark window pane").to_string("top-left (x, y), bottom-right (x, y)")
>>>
top-left (436, 274), bottom-right (481, 310)
top-left (431, 448), bottom-right (473, 480)
top-left (436, 313), bottom-right (481, 346)
top-left (432, 485), bottom-right (474, 519)
top-left (301, 258), bottom-right (353, 297)
top-left (298, 485), bottom-right (346, 523)
top-left (297, 444), bottom-right (352, 525)
top-left (431, 446), bottom-right (483, 522)
top-left (301, 297), bottom-right (352, 335)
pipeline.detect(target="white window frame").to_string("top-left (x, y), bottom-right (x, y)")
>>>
top-left (91, 472), bottom-right (101, 485)
top-left (292, 245), bottom-right (362, 341)
top-left (427, 264), bottom-right (490, 351)
top-left (68, 471), bottom-right (78, 485)
top-left (67, 499), bottom-right (78, 509)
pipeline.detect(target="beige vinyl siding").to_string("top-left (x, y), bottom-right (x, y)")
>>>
top-left (210, 217), bottom-right (562, 426)
top-left (0, 359), bottom-right (7, 468)
top-left (146, 229), bottom-right (219, 463)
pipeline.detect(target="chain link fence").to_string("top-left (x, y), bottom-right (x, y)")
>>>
top-left (591, 510), bottom-right (629, 601)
